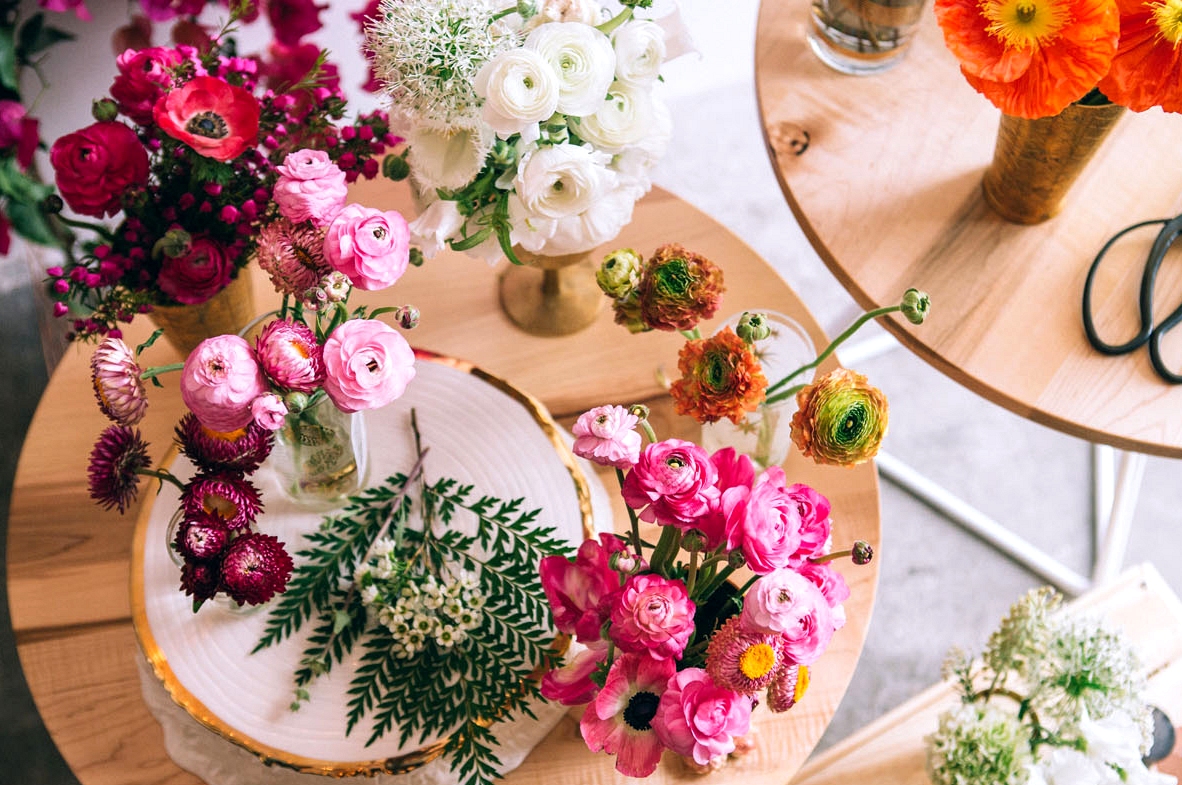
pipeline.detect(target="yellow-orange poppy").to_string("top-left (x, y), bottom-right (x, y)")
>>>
top-left (1098, 0), bottom-right (1182, 112)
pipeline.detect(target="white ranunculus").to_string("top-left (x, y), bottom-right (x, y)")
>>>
top-left (408, 198), bottom-right (465, 258)
top-left (573, 80), bottom-right (654, 154)
top-left (611, 96), bottom-right (670, 185)
top-left (655, 6), bottom-right (698, 62)
top-left (524, 0), bottom-right (606, 29)
top-left (1034, 748), bottom-right (1121, 785)
top-left (1079, 710), bottom-right (1146, 770)
top-left (525, 22), bottom-right (616, 117)
top-left (513, 142), bottom-right (612, 220)
top-left (511, 177), bottom-right (636, 255)
top-left (405, 123), bottom-right (492, 191)
top-left (611, 19), bottom-right (665, 87)
top-left (474, 48), bottom-right (560, 142)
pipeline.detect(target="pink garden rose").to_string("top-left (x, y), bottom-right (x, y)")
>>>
top-left (621, 439), bottom-right (719, 530)
top-left (653, 667), bottom-right (752, 766)
top-left (572, 405), bottom-right (642, 469)
top-left (540, 533), bottom-right (626, 642)
top-left (580, 652), bottom-right (675, 778)
top-left (274, 149), bottom-right (348, 226)
top-left (740, 568), bottom-right (836, 665)
top-left (157, 235), bottom-right (234, 305)
top-left (110, 47), bottom-right (183, 124)
top-left (50, 121), bottom-right (148, 218)
top-left (255, 318), bottom-right (325, 393)
top-left (251, 393), bottom-right (288, 431)
top-left (323, 204), bottom-right (411, 291)
top-left (540, 641), bottom-right (608, 705)
top-left (181, 335), bottom-right (268, 433)
top-left (610, 573), bottom-right (696, 660)
top-left (786, 483), bottom-right (832, 563)
top-left (321, 319), bottom-right (415, 413)
top-left (721, 466), bottom-right (805, 575)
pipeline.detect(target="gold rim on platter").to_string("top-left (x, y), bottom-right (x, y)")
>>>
top-left (130, 350), bottom-right (595, 776)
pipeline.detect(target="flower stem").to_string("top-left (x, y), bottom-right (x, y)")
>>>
top-left (140, 362), bottom-right (185, 380)
top-left (616, 468), bottom-right (643, 556)
top-left (55, 215), bottom-right (116, 242)
top-left (139, 468), bottom-right (184, 491)
top-left (686, 546), bottom-right (700, 597)
top-left (648, 525), bottom-right (682, 576)
top-left (766, 304), bottom-right (902, 396)
top-left (763, 383), bottom-right (806, 407)
top-left (639, 419), bottom-right (657, 444)
top-left (597, 7), bottom-right (633, 35)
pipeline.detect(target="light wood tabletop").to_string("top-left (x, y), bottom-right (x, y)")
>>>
top-left (8, 184), bottom-right (882, 785)
top-left (755, 3), bottom-right (1182, 457)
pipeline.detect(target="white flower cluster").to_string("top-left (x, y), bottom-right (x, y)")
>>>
top-left (356, 540), bottom-right (486, 659)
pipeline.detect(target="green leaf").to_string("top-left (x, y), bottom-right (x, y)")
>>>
top-left (446, 226), bottom-right (493, 252)
top-left (332, 609), bottom-right (351, 635)
top-left (6, 202), bottom-right (57, 246)
top-left (136, 328), bottom-right (166, 356)
top-left (0, 25), bottom-right (17, 93)
top-left (0, 158), bottom-right (52, 204)
top-left (17, 14), bottom-right (76, 60)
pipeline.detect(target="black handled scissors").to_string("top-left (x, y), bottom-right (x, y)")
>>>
top-left (1083, 213), bottom-right (1182, 384)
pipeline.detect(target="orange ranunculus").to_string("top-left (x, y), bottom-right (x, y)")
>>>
top-left (670, 328), bottom-right (767, 425)
top-left (934, 0), bottom-right (1120, 118)
top-left (1098, 0), bottom-right (1182, 113)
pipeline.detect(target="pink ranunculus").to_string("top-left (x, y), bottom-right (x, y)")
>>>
top-left (610, 573), bottom-right (696, 660)
top-left (695, 447), bottom-right (756, 549)
top-left (786, 483), bottom-right (832, 562)
top-left (251, 393), bottom-right (288, 431)
top-left (274, 149), bottom-right (349, 226)
top-left (795, 560), bottom-right (849, 630)
top-left (323, 204), bottom-right (411, 291)
top-left (255, 318), bottom-right (325, 393)
top-left (740, 568), bottom-right (836, 665)
top-left (157, 235), bottom-right (234, 305)
top-left (572, 405), bottom-right (642, 469)
top-left (110, 47), bottom-right (183, 125)
top-left (0, 101), bottom-right (39, 170)
top-left (267, 0), bottom-right (327, 46)
top-left (653, 667), bottom-right (752, 766)
top-left (580, 652), bottom-right (674, 778)
top-left (540, 641), bottom-right (609, 705)
top-left (621, 439), bottom-right (719, 531)
top-left (540, 533), bottom-right (626, 643)
top-left (181, 335), bottom-right (268, 433)
top-left (50, 121), bottom-right (148, 218)
top-left (721, 466), bottom-right (805, 575)
top-left (321, 319), bottom-right (415, 413)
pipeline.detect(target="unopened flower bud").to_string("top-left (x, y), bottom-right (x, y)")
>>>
top-left (394, 305), bottom-right (420, 330)
top-left (322, 271), bottom-right (351, 302)
top-left (727, 549), bottom-right (746, 569)
top-left (610, 552), bottom-right (636, 573)
top-left (382, 153), bottom-right (410, 181)
top-left (92, 98), bottom-right (118, 122)
top-left (900, 288), bottom-right (930, 325)
top-left (152, 228), bottom-right (191, 259)
top-left (301, 286), bottom-right (329, 311)
top-left (852, 540), bottom-right (874, 565)
top-left (409, 247), bottom-right (424, 267)
top-left (284, 391), bottom-right (310, 413)
top-left (41, 194), bottom-right (64, 214)
top-left (627, 403), bottom-right (649, 422)
top-left (516, 0), bottom-right (536, 17)
top-left (681, 531), bottom-right (705, 552)
top-left (736, 311), bottom-right (772, 343)
top-left (597, 248), bottom-right (642, 299)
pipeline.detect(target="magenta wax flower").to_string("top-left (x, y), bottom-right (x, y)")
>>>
top-left (181, 335), bottom-right (268, 433)
top-left (539, 533), bottom-right (626, 643)
top-left (88, 425), bottom-right (151, 513)
top-left (255, 318), bottom-right (325, 393)
top-left (323, 204), bottom-right (411, 291)
top-left (256, 218), bottom-right (331, 297)
top-left (540, 641), bottom-right (608, 706)
top-left (610, 573), bottom-right (696, 661)
top-left (740, 568), bottom-right (835, 666)
top-left (721, 466), bottom-right (805, 575)
top-left (110, 47), bottom-right (183, 124)
top-left (180, 559), bottom-right (221, 603)
top-left (580, 652), bottom-right (675, 778)
top-left (181, 471), bottom-right (263, 531)
top-left (786, 483), bottom-right (832, 563)
top-left (219, 532), bottom-right (293, 605)
top-left (321, 318), bottom-right (415, 413)
top-left (174, 510), bottom-right (231, 561)
top-left (572, 405), bottom-right (642, 469)
top-left (653, 667), bottom-right (752, 767)
top-left (251, 393), bottom-right (288, 431)
top-left (90, 336), bottom-right (148, 426)
top-left (274, 149), bottom-right (348, 226)
top-left (621, 439), bottom-right (719, 531)
top-left (175, 413), bottom-right (274, 473)
top-left (157, 236), bottom-right (234, 305)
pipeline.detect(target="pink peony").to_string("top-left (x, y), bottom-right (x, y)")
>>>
top-left (274, 149), bottom-right (348, 226)
top-left (0, 100), bottom-right (39, 170)
top-left (110, 47), bottom-right (183, 125)
top-left (740, 568), bottom-right (836, 665)
top-left (653, 667), bottom-right (752, 766)
top-left (540, 641), bottom-right (608, 706)
top-left (323, 204), bottom-right (411, 291)
top-left (540, 533), bottom-right (626, 643)
top-left (50, 121), bottom-right (148, 218)
top-left (321, 319), bottom-right (415, 413)
top-left (571, 405), bottom-right (642, 469)
top-left (157, 236), bottom-right (234, 305)
top-left (786, 483), bottom-right (832, 563)
top-left (580, 652), bottom-right (674, 778)
top-left (721, 466), bottom-right (805, 575)
top-left (255, 318), bottom-right (325, 393)
top-left (251, 393), bottom-right (288, 431)
top-left (181, 335), bottom-right (268, 433)
top-left (610, 573), bottom-right (696, 661)
top-left (621, 439), bottom-right (719, 531)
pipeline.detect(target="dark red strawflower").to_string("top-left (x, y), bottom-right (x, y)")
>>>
top-left (181, 472), bottom-right (263, 531)
top-left (87, 425), bottom-right (151, 513)
top-left (180, 559), bottom-right (221, 603)
top-left (175, 511), bottom-right (231, 561)
top-left (219, 532), bottom-right (293, 605)
top-left (175, 413), bottom-right (274, 474)
top-left (154, 76), bottom-right (261, 162)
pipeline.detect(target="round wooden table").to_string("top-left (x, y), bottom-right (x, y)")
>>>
top-left (755, 4), bottom-right (1182, 458)
top-left (7, 185), bottom-right (881, 785)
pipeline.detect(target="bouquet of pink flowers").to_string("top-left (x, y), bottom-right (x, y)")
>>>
top-left (538, 404), bottom-right (871, 776)
top-left (86, 147), bottom-right (418, 610)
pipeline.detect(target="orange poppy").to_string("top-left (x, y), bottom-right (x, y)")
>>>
top-left (1098, 0), bottom-right (1182, 112)
top-left (934, 0), bottom-right (1120, 118)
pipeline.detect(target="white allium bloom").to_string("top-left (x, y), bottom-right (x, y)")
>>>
top-left (409, 198), bottom-right (466, 258)
top-left (573, 80), bottom-right (655, 154)
top-left (524, 23), bottom-right (616, 116)
top-left (512, 142), bottom-right (612, 220)
top-left (524, 0), bottom-right (606, 29)
top-left (474, 49), bottom-right (560, 142)
top-left (611, 19), bottom-right (665, 87)
top-left (406, 123), bottom-right (494, 193)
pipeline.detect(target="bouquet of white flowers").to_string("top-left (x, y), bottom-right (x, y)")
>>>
top-left (364, 0), bottom-right (692, 264)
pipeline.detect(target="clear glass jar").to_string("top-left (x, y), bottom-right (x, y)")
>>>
top-left (271, 393), bottom-right (369, 510)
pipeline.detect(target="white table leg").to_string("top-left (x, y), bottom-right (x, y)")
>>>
top-left (1091, 450), bottom-right (1147, 585)
top-left (1092, 443), bottom-right (1115, 547)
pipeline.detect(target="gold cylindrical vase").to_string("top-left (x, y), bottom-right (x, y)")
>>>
top-left (498, 247), bottom-right (604, 337)
top-left (147, 271), bottom-right (256, 356)
top-left (982, 101), bottom-right (1126, 224)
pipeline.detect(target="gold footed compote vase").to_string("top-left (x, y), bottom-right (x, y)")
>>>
top-left (498, 247), bottom-right (604, 337)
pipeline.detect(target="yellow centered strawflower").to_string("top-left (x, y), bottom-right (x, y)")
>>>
top-left (795, 665), bottom-right (810, 702)
top-left (1153, 0), bottom-right (1182, 43)
top-left (739, 643), bottom-right (777, 679)
top-left (982, 0), bottom-right (1070, 48)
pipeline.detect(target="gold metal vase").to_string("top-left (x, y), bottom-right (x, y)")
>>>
top-left (982, 101), bottom-right (1126, 224)
top-left (147, 271), bottom-right (256, 356)
top-left (498, 247), bottom-right (604, 337)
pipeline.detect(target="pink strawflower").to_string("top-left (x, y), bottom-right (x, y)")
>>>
top-left (274, 149), bottom-right (348, 226)
top-left (740, 568), bottom-right (835, 666)
top-left (580, 652), bottom-right (675, 778)
top-left (323, 204), bottom-right (411, 291)
top-left (786, 483), bottom-right (832, 563)
top-left (219, 532), bottom-right (293, 605)
top-left (720, 466), bottom-right (805, 575)
top-left (652, 667), bottom-right (752, 766)
top-left (110, 47), bottom-right (183, 125)
top-left (321, 319), bottom-right (415, 413)
top-left (181, 472), bottom-right (263, 531)
top-left (766, 664), bottom-right (806, 713)
top-left (174, 413), bottom-right (274, 473)
top-left (90, 337), bottom-right (148, 426)
top-left (174, 510), bottom-right (231, 561)
top-left (610, 573), bottom-right (696, 661)
top-left (621, 439), bottom-right (719, 531)
top-left (180, 559), bottom-right (221, 603)
top-left (705, 616), bottom-right (786, 694)
top-left (251, 393), bottom-right (288, 431)
top-left (795, 560), bottom-right (850, 630)
top-left (255, 318), bottom-right (325, 393)
top-left (539, 534), bottom-right (626, 643)
top-left (256, 218), bottom-right (331, 298)
top-left (88, 425), bottom-right (150, 513)
top-left (540, 641), bottom-right (609, 706)
top-left (181, 335), bottom-right (268, 433)
top-left (572, 405), bottom-right (642, 469)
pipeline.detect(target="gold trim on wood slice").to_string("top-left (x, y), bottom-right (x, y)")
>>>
top-left (130, 351), bottom-right (595, 776)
